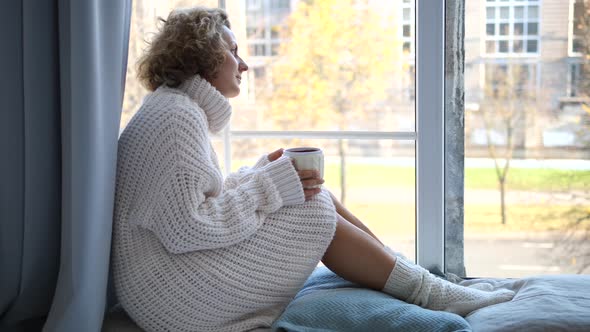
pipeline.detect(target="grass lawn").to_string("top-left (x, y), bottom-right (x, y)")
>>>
top-left (231, 159), bottom-right (589, 233)
top-left (320, 162), bottom-right (590, 191)
top-left (465, 168), bottom-right (590, 191)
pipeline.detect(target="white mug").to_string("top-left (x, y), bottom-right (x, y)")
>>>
top-left (283, 147), bottom-right (324, 188)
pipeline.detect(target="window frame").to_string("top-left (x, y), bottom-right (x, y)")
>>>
top-left (416, 0), bottom-right (445, 272)
top-left (483, 0), bottom-right (541, 57)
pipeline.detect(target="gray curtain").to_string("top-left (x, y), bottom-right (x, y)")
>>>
top-left (0, 0), bottom-right (131, 331)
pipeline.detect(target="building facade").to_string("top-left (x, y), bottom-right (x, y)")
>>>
top-left (465, 0), bottom-right (588, 157)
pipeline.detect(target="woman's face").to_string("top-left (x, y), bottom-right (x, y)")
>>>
top-left (208, 26), bottom-right (248, 98)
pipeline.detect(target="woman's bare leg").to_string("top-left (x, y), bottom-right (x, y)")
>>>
top-left (321, 214), bottom-right (396, 290)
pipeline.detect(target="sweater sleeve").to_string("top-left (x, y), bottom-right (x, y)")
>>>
top-left (147, 156), bottom-right (304, 254)
top-left (223, 155), bottom-right (270, 190)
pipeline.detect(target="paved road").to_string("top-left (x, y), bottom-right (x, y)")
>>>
top-left (464, 235), bottom-right (589, 278)
top-left (381, 233), bottom-right (590, 278)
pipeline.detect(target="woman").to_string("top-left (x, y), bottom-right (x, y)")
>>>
top-left (112, 7), bottom-right (514, 332)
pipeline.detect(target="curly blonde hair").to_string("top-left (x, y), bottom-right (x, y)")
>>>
top-left (137, 7), bottom-right (231, 91)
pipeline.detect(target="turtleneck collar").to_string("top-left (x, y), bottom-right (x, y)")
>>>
top-left (175, 74), bottom-right (232, 134)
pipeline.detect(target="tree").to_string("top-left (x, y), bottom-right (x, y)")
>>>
top-left (265, 0), bottom-right (405, 203)
top-left (555, 0), bottom-right (590, 273)
top-left (480, 64), bottom-right (537, 225)
top-left (551, 173), bottom-right (590, 274)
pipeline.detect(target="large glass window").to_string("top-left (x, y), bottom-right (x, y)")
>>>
top-left (465, 1), bottom-right (590, 277)
top-left (485, 0), bottom-right (540, 55)
top-left (122, 0), bottom-right (421, 262)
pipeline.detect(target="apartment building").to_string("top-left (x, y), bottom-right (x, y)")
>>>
top-left (465, 0), bottom-right (588, 156)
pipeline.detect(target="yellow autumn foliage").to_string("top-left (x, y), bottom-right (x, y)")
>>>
top-left (265, 0), bottom-right (404, 131)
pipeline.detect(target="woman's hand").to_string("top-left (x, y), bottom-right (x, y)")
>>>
top-left (297, 169), bottom-right (324, 201)
top-left (267, 148), bottom-right (323, 200)
top-left (267, 148), bottom-right (284, 162)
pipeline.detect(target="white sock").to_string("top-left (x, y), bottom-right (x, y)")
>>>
top-left (382, 258), bottom-right (515, 316)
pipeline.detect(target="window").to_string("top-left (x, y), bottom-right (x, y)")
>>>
top-left (401, 0), bottom-right (414, 56)
top-left (401, 1), bottom-right (415, 103)
top-left (246, 0), bottom-right (261, 10)
top-left (485, 63), bottom-right (537, 98)
top-left (248, 43), bottom-right (267, 56)
top-left (245, 0), bottom-right (290, 58)
top-left (466, 1), bottom-right (590, 277)
top-left (571, 0), bottom-right (587, 55)
top-left (568, 62), bottom-right (585, 97)
top-left (120, 0), bottom-right (452, 275)
top-left (485, 0), bottom-right (540, 55)
top-left (271, 0), bottom-right (289, 10)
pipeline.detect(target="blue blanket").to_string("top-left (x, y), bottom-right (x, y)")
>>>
top-left (272, 267), bottom-right (471, 332)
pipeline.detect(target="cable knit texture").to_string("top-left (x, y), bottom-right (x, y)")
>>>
top-left (112, 75), bottom-right (338, 332)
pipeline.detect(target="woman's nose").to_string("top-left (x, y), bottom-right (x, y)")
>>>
top-left (239, 58), bottom-right (248, 72)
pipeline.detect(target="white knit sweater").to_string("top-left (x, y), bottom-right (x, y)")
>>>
top-left (112, 75), bottom-right (338, 332)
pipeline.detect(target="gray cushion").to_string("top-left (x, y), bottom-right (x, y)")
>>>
top-left (272, 267), bottom-right (471, 332)
top-left (462, 275), bottom-right (590, 332)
